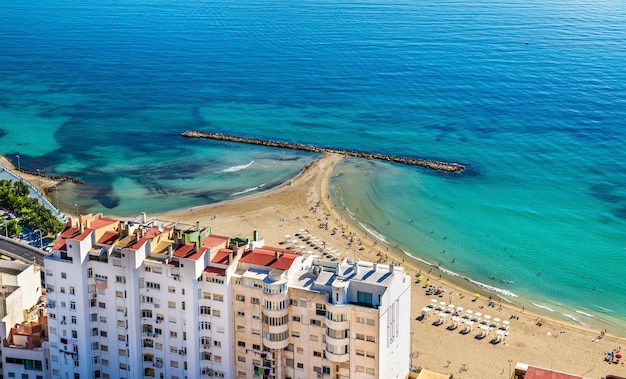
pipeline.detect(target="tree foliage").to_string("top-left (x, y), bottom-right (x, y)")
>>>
top-left (0, 179), bottom-right (63, 236)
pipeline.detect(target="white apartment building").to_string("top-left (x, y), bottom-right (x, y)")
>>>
top-left (44, 213), bottom-right (238, 379)
top-left (0, 258), bottom-right (49, 379)
top-left (232, 252), bottom-right (411, 379)
top-left (44, 213), bottom-right (410, 379)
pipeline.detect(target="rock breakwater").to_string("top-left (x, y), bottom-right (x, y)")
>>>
top-left (182, 131), bottom-right (466, 173)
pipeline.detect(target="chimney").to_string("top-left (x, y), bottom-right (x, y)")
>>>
top-left (389, 262), bottom-right (395, 274)
top-left (353, 262), bottom-right (359, 276)
top-left (228, 250), bottom-right (234, 264)
top-left (79, 220), bottom-right (84, 234)
top-left (274, 250), bottom-right (280, 260)
top-left (196, 221), bottom-right (200, 232)
top-left (85, 218), bottom-right (91, 229)
top-left (141, 212), bottom-right (147, 224)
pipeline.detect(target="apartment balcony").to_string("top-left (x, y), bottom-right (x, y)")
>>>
top-left (325, 317), bottom-right (348, 330)
top-left (262, 335), bottom-right (289, 350)
top-left (263, 321), bottom-right (289, 336)
top-left (325, 346), bottom-right (349, 363)
top-left (325, 329), bottom-right (349, 346)
top-left (262, 306), bottom-right (289, 318)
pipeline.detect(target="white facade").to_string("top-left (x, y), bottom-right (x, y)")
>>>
top-left (44, 214), bottom-right (236, 379)
top-left (0, 259), bottom-right (48, 379)
top-left (43, 214), bottom-right (411, 379)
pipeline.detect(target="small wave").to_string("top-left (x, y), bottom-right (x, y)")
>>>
top-left (222, 160), bottom-right (254, 173)
top-left (563, 313), bottom-right (587, 327)
top-left (401, 250), bottom-right (434, 267)
top-left (575, 310), bottom-right (594, 318)
top-left (358, 222), bottom-right (389, 244)
top-left (230, 183), bottom-right (265, 196)
top-left (531, 302), bottom-right (555, 312)
top-left (467, 278), bottom-right (519, 298)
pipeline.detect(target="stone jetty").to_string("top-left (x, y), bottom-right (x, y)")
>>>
top-left (182, 131), bottom-right (465, 173)
top-left (19, 169), bottom-right (84, 184)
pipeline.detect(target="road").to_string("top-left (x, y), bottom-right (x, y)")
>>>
top-left (0, 236), bottom-right (46, 266)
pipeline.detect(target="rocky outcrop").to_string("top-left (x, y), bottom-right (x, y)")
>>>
top-left (18, 169), bottom-right (84, 184)
top-left (182, 131), bottom-right (466, 173)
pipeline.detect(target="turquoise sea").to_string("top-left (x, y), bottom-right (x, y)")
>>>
top-left (1, 0), bottom-right (625, 335)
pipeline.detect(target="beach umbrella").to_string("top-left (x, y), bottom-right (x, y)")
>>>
top-left (617, 354), bottom-right (622, 359)
top-left (456, 307), bottom-right (464, 313)
top-left (493, 317), bottom-right (501, 323)
top-left (448, 304), bottom-right (455, 310)
top-left (431, 299), bottom-right (438, 304)
top-left (474, 312), bottom-right (482, 318)
top-left (466, 310), bottom-right (473, 315)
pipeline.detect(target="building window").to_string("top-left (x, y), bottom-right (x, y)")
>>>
top-left (69, 287), bottom-right (75, 295)
top-left (251, 297), bottom-right (260, 305)
top-left (115, 276), bottom-right (126, 283)
top-left (357, 291), bottom-right (373, 306)
top-left (235, 294), bottom-right (245, 302)
top-left (61, 272), bottom-right (67, 279)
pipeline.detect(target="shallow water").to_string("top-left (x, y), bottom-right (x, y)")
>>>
top-left (1, 0), bottom-right (625, 334)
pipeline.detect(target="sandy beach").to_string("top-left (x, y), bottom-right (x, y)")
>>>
top-left (5, 153), bottom-right (626, 378)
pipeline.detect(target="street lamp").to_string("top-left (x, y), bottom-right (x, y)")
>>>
top-left (508, 359), bottom-right (513, 378)
top-left (34, 229), bottom-right (43, 248)
top-left (54, 185), bottom-right (60, 213)
top-left (36, 169), bottom-right (41, 190)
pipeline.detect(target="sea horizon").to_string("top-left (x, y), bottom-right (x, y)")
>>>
top-left (1, 0), bottom-right (625, 336)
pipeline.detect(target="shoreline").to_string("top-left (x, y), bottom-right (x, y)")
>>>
top-left (4, 153), bottom-right (626, 377)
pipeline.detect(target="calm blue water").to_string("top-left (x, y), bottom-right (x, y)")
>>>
top-left (1, 0), bottom-right (625, 334)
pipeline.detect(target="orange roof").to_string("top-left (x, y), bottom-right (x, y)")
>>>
top-left (239, 247), bottom-right (298, 270)
top-left (525, 367), bottom-right (582, 379)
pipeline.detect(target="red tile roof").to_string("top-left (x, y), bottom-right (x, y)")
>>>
top-left (90, 217), bottom-right (118, 229)
top-left (239, 247), bottom-right (298, 270)
top-left (203, 234), bottom-right (229, 248)
top-left (173, 243), bottom-right (195, 258)
top-left (211, 249), bottom-right (232, 265)
top-left (98, 231), bottom-right (119, 245)
top-left (203, 266), bottom-right (226, 276)
top-left (524, 367), bottom-right (582, 379)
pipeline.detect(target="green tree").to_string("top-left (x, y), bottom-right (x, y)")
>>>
top-left (3, 219), bottom-right (21, 237)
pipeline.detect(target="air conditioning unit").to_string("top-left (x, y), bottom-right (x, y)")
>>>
top-left (92, 293), bottom-right (97, 299)
top-left (154, 304), bottom-right (160, 308)
top-left (179, 349), bottom-right (184, 355)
